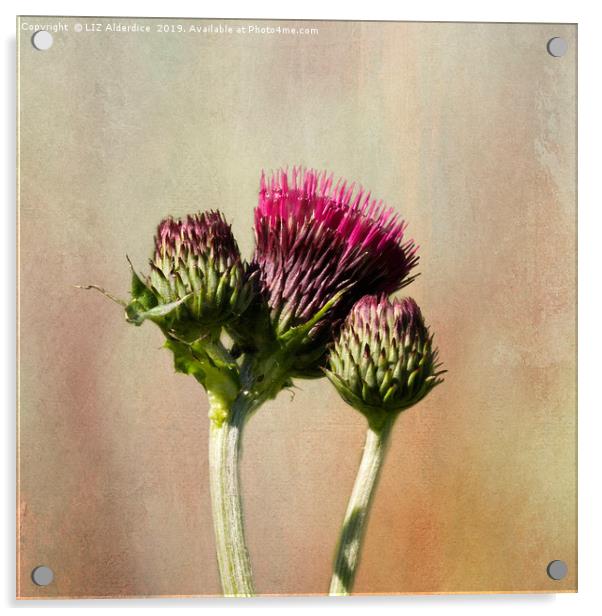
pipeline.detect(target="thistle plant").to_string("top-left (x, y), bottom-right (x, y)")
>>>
top-left (82, 166), bottom-right (425, 597)
top-left (325, 295), bottom-right (444, 595)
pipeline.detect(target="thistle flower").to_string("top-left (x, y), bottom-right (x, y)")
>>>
top-left (327, 295), bottom-right (444, 595)
top-left (325, 295), bottom-right (444, 425)
top-left (252, 167), bottom-right (419, 347)
top-left (126, 211), bottom-right (256, 337)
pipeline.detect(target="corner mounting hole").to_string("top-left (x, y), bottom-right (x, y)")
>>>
top-left (547, 37), bottom-right (567, 58)
top-left (31, 565), bottom-right (54, 586)
top-left (32, 30), bottom-right (53, 51)
top-left (547, 560), bottom-right (568, 581)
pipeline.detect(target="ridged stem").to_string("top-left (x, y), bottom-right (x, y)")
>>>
top-left (206, 347), bottom-right (292, 597)
top-left (329, 416), bottom-right (394, 595)
top-left (208, 395), bottom-right (255, 597)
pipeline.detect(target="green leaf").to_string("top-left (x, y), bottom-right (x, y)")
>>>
top-left (279, 288), bottom-right (348, 347)
top-left (126, 293), bottom-right (193, 326)
top-left (128, 258), bottom-right (158, 311)
top-left (163, 339), bottom-right (206, 383)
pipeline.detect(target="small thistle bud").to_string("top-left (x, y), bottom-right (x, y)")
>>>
top-left (252, 166), bottom-right (419, 361)
top-left (325, 295), bottom-right (444, 426)
top-left (126, 211), bottom-right (256, 337)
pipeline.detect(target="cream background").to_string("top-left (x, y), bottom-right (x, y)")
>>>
top-left (17, 18), bottom-right (576, 597)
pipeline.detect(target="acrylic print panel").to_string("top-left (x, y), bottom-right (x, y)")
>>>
top-left (17, 17), bottom-right (577, 598)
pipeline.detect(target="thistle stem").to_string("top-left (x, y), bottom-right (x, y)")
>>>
top-left (208, 396), bottom-right (255, 597)
top-left (329, 417), bottom-right (394, 596)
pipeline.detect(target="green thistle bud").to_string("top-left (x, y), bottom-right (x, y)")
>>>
top-left (126, 211), bottom-right (257, 339)
top-left (325, 295), bottom-right (444, 427)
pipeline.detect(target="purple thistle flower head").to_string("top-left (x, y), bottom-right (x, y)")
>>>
top-left (348, 295), bottom-right (428, 346)
top-left (325, 294), bottom-right (444, 425)
top-left (252, 166), bottom-right (419, 342)
top-left (154, 211), bottom-right (240, 272)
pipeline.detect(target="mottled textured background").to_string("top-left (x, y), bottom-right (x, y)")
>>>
top-left (17, 18), bottom-right (576, 597)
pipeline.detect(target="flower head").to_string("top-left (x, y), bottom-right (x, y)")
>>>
top-left (325, 295), bottom-right (443, 425)
top-left (126, 211), bottom-right (256, 336)
top-left (153, 212), bottom-right (240, 274)
top-left (252, 166), bottom-right (419, 345)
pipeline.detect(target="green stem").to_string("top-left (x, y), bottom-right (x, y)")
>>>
top-left (208, 396), bottom-right (255, 597)
top-left (206, 347), bottom-right (293, 596)
top-left (329, 417), bottom-right (395, 596)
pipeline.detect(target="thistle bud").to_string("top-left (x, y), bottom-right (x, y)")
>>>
top-left (325, 295), bottom-right (444, 425)
top-left (252, 167), bottom-right (419, 363)
top-left (126, 211), bottom-right (256, 338)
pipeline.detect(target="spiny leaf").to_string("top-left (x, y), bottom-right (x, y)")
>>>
top-left (126, 293), bottom-right (193, 325)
